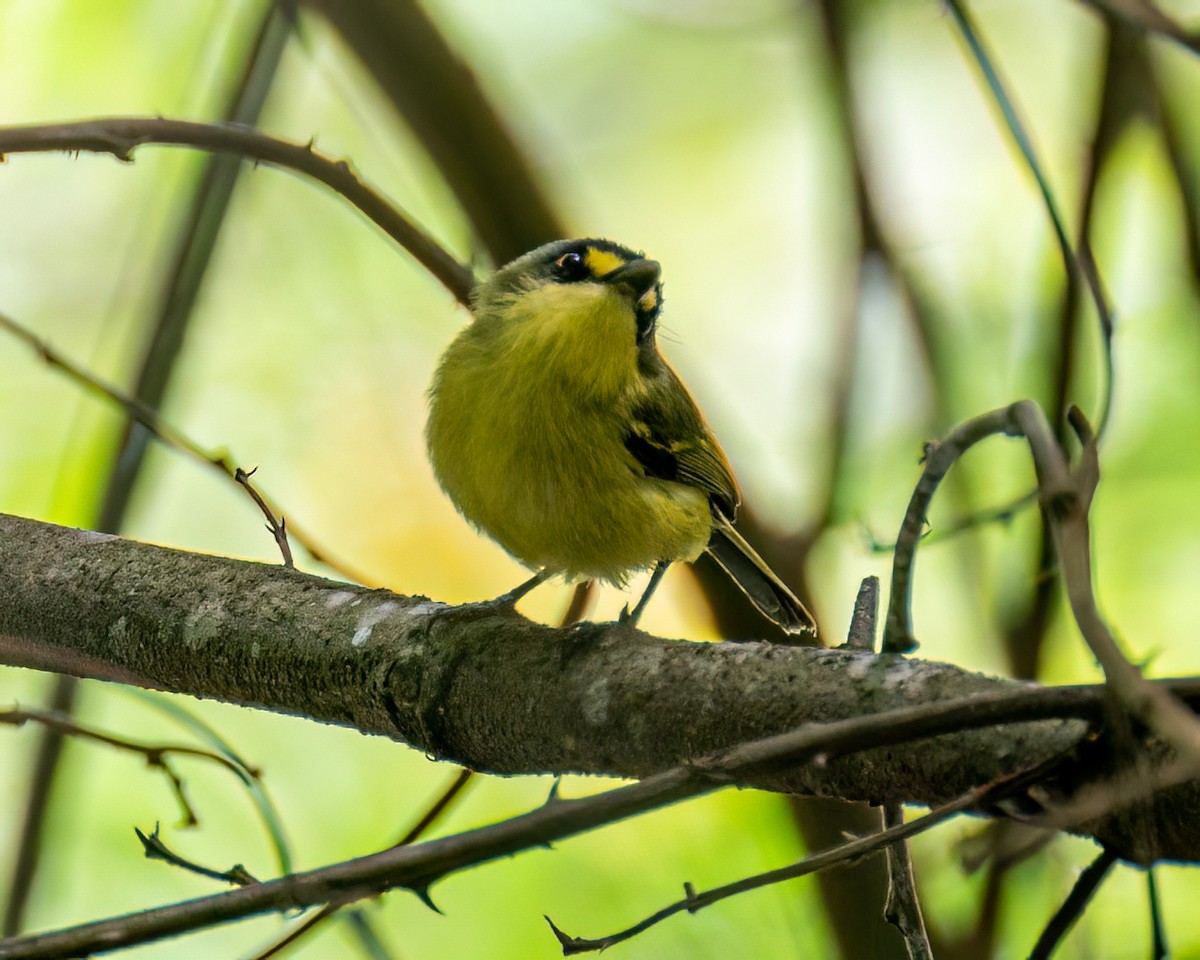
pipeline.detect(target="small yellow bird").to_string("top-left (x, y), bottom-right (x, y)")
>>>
top-left (426, 238), bottom-right (816, 636)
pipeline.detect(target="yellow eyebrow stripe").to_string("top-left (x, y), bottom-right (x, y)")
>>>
top-left (585, 247), bottom-right (627, 278)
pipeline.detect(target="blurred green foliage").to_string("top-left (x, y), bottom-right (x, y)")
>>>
top-left (0, 0), bottom-right (1198, 956)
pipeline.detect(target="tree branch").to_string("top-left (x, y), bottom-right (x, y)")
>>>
top-left (1, 511), bottom-right (1199, 863)
top-left (0, 117), bottom-right (473, 304)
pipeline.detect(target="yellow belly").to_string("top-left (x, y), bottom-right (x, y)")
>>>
top-left (427, 336), bottom-right (711, 583)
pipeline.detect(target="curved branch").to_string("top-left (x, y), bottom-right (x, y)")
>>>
top-left (301, 0), bottom-right (566, 263)
top-left (0, 117), bottom-right (474, 304)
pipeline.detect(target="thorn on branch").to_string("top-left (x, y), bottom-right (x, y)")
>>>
top-left (544, 915), bottom-right (596, 956)
top-left (410, 883), bottom-right (443, 914)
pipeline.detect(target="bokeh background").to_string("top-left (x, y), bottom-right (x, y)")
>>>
top-left (0, 0), bottom-right (1198, 956)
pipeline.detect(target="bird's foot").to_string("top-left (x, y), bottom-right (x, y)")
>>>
top-left (454, 571), bottom-right (551, 618)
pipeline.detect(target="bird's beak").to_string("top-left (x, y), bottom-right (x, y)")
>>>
top-left (602, 258), bottom-right (661, 300)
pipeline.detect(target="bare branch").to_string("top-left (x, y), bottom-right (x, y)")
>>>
top-left (0, 309), bottom-right (369, 581)
top-left (0, 116), bottom-right (473, 304)
top-left (2, 510), bottom-right (1199, 860)
top-left (882, 803), bottom-right (932, 959)
top-left (135, 825), bottom-right (258, 886)
top-left (550, 786), bottom-right (982, 955)
top-left (884, 406), bottom-right (1023, 652)
top-left (1028, 846), bottom-right (1119, 959)
top-left (0, 706), bottom-right (257, 827)
top-left (0, 697), bottom-right (1053, 959)
top-left (235, 468), bottom-right (294, 568)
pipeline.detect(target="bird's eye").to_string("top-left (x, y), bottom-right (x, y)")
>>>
top-left (553, 251), bottom-right (588, 282)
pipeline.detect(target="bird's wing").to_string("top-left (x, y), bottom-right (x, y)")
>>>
top-left (624, 360), bottom-right (741, 520)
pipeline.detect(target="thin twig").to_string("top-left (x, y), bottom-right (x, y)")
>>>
top-left (882, 804), bottom-right (932, 960)
top-left (136, 824), bottom-right (258, 886)
top-left (945, 0), bottom-right (1116, 437)
top-left (0, 707), bottom-right (258, 827)
top-left (0, 117), bottom-right (473, 304)
top-left (549, 789), bottom-right (979, 954)
top-left (0, 707), bottom-right (258, 781)
top-left (1028, 846), bottom-right (1119, 959)
top-left (0, 309), bottom-right (369, 582)
top-left (235, 468), bottom-right (294, 568)
top-left (883, 407), bottom-right (1022, 652)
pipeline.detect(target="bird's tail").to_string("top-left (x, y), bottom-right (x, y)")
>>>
top-left (705, 516), bottom-right (818, 638)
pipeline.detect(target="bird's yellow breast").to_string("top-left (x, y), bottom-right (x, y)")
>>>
top-left (426, 285), bottom-right (711, 582)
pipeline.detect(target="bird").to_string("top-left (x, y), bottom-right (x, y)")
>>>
top-left (425, 238), bottom-right (817, 637)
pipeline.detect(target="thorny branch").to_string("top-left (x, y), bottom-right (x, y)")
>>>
top-left (0, 396), bottom-right (1195, 953)
top-left (549, 783), bottom-right (987, 954)
top-left (135, 826), bottom-right (258, 887)
top-left (0, 117), bottom-right (473, 304)
top-left (885, 400), bottom-right (1200, 794)
top-left (0, 706), bottom-right (258, 827)
top-left (0, 682), bottom-right (1100, 960)
top-left (0, 308), bottom-right (368, 581)
top-left (235, 468), bottom-right (293, 569)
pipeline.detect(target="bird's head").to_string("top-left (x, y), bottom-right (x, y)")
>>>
top-left (472, 238), bottom-right (664, 350)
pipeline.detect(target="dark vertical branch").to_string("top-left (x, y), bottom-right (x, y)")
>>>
top-left (301, 0), bottom-right (565, 264)
top-left (1000, 16), bottom-right (1145, 683)
top-left (1, 2), bottom-right (295, 937)
top-left (96, 1), bottom-right (297, 531)
top-left (882, 804), bottom-right (933, 960)
top-left (1028, 847), bottom-right (1119, 960)
top-left (1152, 63), bottom-right (1200, 283)
top-left (0, 677), bottom-right (78, 936)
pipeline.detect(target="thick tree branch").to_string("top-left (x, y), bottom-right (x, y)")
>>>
top-left (0, 697), bottom-right (1056, 959)
top-left (1, 512), bottom-right (1199, 863)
